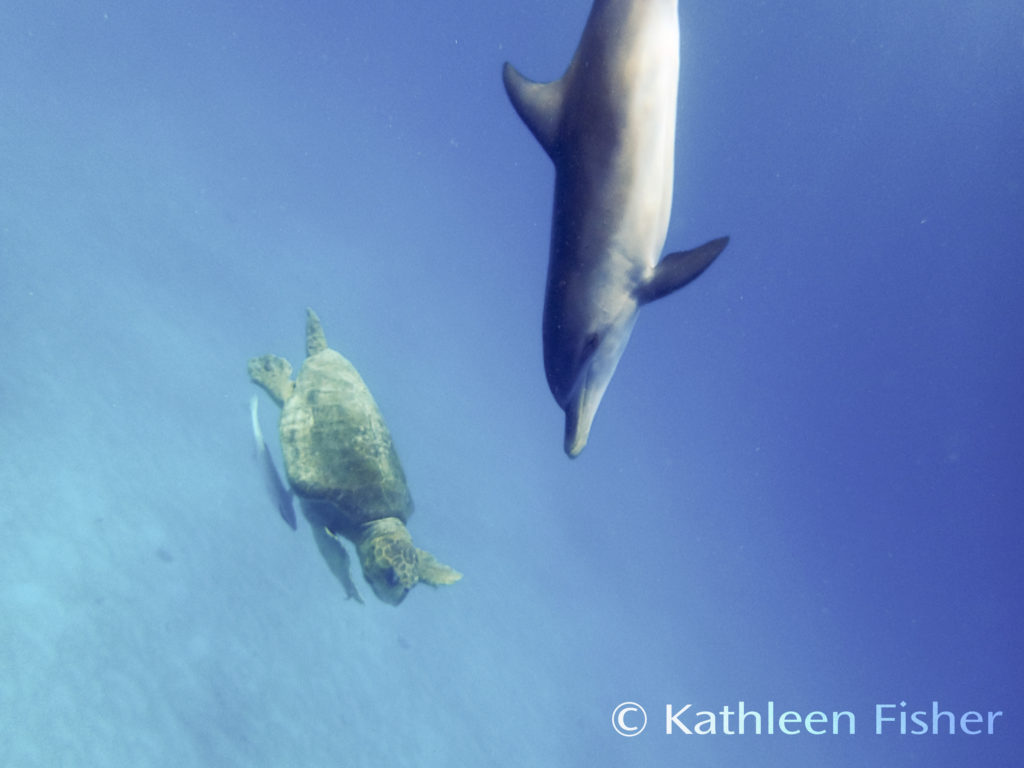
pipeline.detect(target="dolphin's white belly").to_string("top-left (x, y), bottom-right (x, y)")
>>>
top-left (554, 0), bottom-right (680, 282)
top-left (601, 16), bottom-right (680, 273)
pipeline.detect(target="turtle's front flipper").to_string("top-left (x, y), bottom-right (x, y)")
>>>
top-left (415, 549), bottom-right (462, 587)
top-left (311, 525), bottom-right (364, 604)
top-left (250, 395), bottom-right (297, 530)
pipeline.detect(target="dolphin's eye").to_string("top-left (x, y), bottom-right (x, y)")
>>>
top-left (581, 333), bottom-right (600, 360)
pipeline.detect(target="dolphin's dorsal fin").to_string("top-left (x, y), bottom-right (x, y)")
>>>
top-left (502, 62), bottom-right (565, 158)
top-left (635, 237), bottom-right (729, 306)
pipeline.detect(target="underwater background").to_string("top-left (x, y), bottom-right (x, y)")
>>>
top-left (2, 1), bottom-right (1021, 765)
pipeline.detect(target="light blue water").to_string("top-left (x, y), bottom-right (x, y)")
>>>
top-left (2, 1), bottom-right (1021, 765)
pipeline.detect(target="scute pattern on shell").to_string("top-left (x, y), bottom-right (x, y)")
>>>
top-left (280, 347), bottom-right (413, 528)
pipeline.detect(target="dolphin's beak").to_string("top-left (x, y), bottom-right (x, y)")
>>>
top-left (559, 312), bottom-right (638, 458)
top-left (563, 386), bottom-right (596, 458)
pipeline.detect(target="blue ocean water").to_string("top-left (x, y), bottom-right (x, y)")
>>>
top-left (1, 0), bottom-right (1021, 765)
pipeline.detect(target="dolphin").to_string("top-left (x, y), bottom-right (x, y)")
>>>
top-left (503, 0), bottom-right (729, 457)
top-left (250, 394), bottom-right (297, 530)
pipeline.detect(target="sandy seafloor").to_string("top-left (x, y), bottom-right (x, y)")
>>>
top-left (2, 1), bottom-right (1022, 766)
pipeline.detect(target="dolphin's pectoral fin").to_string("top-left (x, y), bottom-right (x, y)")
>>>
top-left (636, 236), bottom-right (730, 305)
top-left (502, 62), bottom-right (564, 158)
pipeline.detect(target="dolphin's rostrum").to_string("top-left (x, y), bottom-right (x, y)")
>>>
top-left (503, 0), bottom-right (729, 457)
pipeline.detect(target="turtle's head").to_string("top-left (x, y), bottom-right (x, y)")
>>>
top-left (357, 518), bottom-right (463, 605)
top-left (357, 518), bottom-right (421, 605)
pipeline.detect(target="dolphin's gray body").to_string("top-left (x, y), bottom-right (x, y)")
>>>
top-left (503, 0), bottom-right (728, 457)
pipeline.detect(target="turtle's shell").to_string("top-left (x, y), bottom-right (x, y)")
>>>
top-left (280, 347), bottom-right (412, 528)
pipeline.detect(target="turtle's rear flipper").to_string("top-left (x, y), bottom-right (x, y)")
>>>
top-left (247, 355), bottom-right (295, 407)
top-left (416, 549), bottom-right (462, 587)
top-left (311, 525), bottom-right (364, 604)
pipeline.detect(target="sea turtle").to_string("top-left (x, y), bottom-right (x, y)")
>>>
top-left (247, 308), bottom-right (461, 605)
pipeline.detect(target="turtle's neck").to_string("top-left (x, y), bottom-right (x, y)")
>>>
top-left (358, 516), bottom-right (407, 544)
